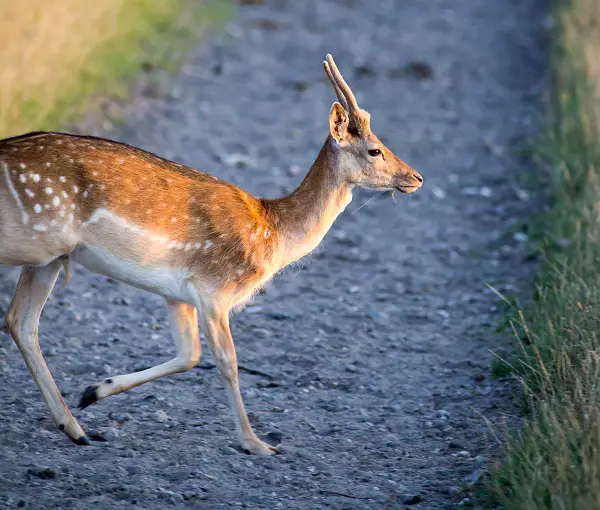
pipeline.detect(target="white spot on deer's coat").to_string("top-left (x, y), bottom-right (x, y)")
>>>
top-left (32, 174), bottom-right (40, 182)
top-left (33, 204), bottom-right (42, 213)
top-left (2, 161), bottom-right (29, 225)
top-left (19, 174), bottom-right (26, 183)
top-left (83, 191), bottom-right (88, 198)
top-left (19, 163), bottom-right (26, 169)
top-left (25, 189), bottom-right (34, 198)
top-left (194, 242), bottom-right (202, 249)
top-left (73, 185), bottom-right (79, 193)
top-left (33, 224), bottom-right (47, 232)
top-left (171, 217), bottom-right (177, 223)
top-left (59, 210), bottom-right (66, 217)
top-left (59, 176), bottom-right (66, 182)
top-left (264, 229), bottom-right (271, 238)
top-left (184, 243), bottom-right (192, 251)
top-left (46, 177), bottom-right (52, 183)
top-left (166, 241), bottom-right (177, 249)
top-left (176, 242), bottom-right (184, 250)
top-left (46, 162), bottom-right (51, 167)
top-left (45, 187), bottom-right (53, 195)
top-left (70, 204), bottom-right (76, 210)
top-left (204, 240), bottom-right (213, 250)
top-left (52, 196), bottom-right (60, 207)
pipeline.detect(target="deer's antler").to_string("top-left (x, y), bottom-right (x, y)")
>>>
top-left (323, 54), bottom-right (359, 117)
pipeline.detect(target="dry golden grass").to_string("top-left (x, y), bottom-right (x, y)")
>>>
top-left (0, 0), bottom-right (232, 138)
top-left (560, 0), bottom-right (600, 136)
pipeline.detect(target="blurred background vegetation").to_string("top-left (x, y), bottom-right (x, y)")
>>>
top-left (0, 0), bottom-right (232, 139)
top-left (488, 0), bottom-right (600, 507)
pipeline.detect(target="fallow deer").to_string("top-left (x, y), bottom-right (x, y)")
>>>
top-left (0, 55), bottom-right (422, 455)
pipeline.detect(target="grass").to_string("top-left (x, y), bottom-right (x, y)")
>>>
top-left (486, 0), bottom-right (600, 507)
top-left (0, 0), bottom-right (233, 138)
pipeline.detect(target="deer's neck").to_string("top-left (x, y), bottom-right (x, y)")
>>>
top-left (264, 138), bottom-right (353, 266)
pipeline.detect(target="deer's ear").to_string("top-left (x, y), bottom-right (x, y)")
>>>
top-left (329, 102), bottom-right (349, 143)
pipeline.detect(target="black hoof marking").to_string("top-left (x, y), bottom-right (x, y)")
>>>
top-left (72, 435), bottom-right (92, 446)
top-left (79, 385), bottom-right (99, 409)
top-left (58, 424), bottom-right (65, 431)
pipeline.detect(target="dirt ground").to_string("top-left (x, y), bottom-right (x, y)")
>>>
top-left (0, 0), bottom-right (547, 508)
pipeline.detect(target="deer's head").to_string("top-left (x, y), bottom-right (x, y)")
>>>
top-left (323, 54), bottom-right (423, 193)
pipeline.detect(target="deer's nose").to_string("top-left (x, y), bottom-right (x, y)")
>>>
top-left (413, 171), bottom-right (423, 184)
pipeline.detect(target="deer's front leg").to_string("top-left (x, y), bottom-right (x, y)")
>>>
top-left (201, 306), bottom-right (277, 456)
top-left (79, 300), bottom-right (201, 409)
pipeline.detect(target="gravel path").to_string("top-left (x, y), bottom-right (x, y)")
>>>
top-left (0, 0), bottom-right (546, 508)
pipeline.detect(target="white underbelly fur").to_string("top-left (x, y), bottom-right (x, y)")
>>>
top-left (71, 245), bottom-right (193, 303)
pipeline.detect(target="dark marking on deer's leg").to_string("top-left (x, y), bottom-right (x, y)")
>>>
top-left (58, 424), bottom-right (65, 431)
top-left (78, 384), bottom-right (99, 409)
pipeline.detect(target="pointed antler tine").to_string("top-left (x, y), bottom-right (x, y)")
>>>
top-left (323, 60), bottom-right (349, 111)
top-left (325, 54), bottom-right (359, 114)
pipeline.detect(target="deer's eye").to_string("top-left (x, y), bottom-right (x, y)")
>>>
top-left (368, 149), bottom-right (382, 157)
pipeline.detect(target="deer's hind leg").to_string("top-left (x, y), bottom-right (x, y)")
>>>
top-left (6, 260), bottom-right (90, 445)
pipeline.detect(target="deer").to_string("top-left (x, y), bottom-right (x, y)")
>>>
top-left (0, 55), bottom-right (422, 456)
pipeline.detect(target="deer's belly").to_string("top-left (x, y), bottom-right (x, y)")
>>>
top-left (71, 245), bottom-right (192, 303)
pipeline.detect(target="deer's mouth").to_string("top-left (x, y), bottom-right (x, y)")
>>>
top-left (395, 185), bottom-right (420, 194)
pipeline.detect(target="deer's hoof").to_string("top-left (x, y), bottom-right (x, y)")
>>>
top-left (242, 439), bottom-right (279, 456)
top-left (78, 384), bottom-right (99, 409)
top-left (72, 435), bottom-right (92, 446)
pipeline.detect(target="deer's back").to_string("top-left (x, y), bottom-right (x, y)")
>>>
top-left (0, 132), bottom-right (279, 297)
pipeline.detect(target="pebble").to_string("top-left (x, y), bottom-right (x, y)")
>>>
top-left (463, 468), bottom-right (485, 487)
top-left (513, 232), bottom-right (528, 242)
top-left (254, 328), bottom-right (271, 339)
top-left (153, 410), bottom-right (169, 423)
top-left (432, 186), bottom-right (446, 199)
top-left (402, 494), bottom-right (422, 505)
top-left (126, 465), bottom-right (143, 476)
top-left (103, 427), bottom-right (120, 440)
